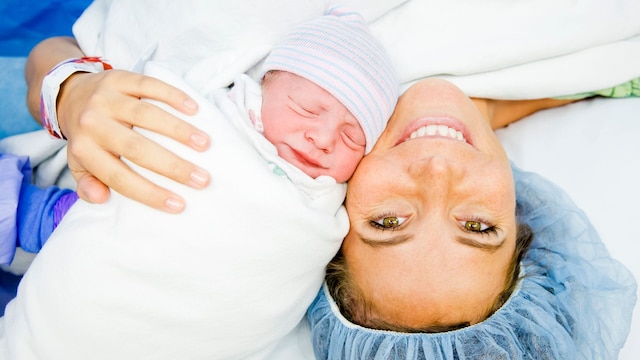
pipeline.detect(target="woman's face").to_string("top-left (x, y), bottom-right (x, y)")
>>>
top-left (342, 78), bottom-right (517, 328)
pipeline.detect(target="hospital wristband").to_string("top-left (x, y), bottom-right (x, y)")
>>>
top-left (40, 57), bottom-right (113, 139)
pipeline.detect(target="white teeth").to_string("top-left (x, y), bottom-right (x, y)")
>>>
top-left (408, 125), bottom-right (466, 143)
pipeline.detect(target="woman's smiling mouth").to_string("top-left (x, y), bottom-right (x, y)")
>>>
top-left (396, 117), bottom-right (472, 147)
top-left (409, 124), bottom-right (465, 142)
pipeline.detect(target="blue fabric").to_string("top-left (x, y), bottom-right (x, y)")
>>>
top-left (307, 165), bottom-right (637, 360)
top-left (0, 57), bottom-right (41, 139)
top-left (0, 0), bottom-right (92, 57)
top-left (0, 0), bottom-right (93, 138)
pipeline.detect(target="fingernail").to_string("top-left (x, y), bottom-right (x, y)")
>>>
top-left (165, 197), bottom-right (185, 213)
top-left (184, 98), bottom-right (197, 110)
top-left (190, 168), bottom-right (210, 187)
top-left (190, 133), bottom-right (209, 149)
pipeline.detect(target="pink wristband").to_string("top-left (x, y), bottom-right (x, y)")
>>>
top-left (40, 57), bottom-right (113, 140)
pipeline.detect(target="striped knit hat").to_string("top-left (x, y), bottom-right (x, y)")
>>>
top-left (261, 6), bottom-right (398, 154)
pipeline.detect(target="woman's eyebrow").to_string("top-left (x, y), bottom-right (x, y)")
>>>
top-left (456, 236), bottom-right (505, 252)
top-left (359, 233), bottom-right (413, 247)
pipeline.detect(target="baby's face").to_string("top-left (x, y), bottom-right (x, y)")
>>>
top-left (261, 71), bottom-right (366, 182)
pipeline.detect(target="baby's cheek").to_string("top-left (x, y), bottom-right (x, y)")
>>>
top-left (334, 151), bottom-right (364, 182)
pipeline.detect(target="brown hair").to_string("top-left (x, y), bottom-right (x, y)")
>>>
top-left (326, 223), bottom-right (534, 333)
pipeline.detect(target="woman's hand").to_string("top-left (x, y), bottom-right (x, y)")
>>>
top-left (57, 69), bottom-right (211, 213)
top-left (26, 37), bottom-right (211, 213)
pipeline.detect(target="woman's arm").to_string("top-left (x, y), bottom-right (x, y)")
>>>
top-left (473, 97), bottom-right (577, 130)
top-left (25, 37), bottom-right (211, 213)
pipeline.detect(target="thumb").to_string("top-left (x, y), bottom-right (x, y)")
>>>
top-left (75, 172), bottom-right (111, 204)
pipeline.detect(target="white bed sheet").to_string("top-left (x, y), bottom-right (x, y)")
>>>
top-left (496, 96), bottom-right (640, 359)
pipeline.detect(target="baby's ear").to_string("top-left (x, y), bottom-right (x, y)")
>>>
top-left (261, 70), bottom-right (277, 85)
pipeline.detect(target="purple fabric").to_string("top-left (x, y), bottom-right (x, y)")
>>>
top-left (53, 191), bottom-right (79, 228)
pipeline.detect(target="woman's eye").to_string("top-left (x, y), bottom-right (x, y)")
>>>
top-left (372, 216), bottom-right (406, 229)
top-left (460, 220), bottom-right (498, 236)
top-left (464, 220), bottom-right (486, 232)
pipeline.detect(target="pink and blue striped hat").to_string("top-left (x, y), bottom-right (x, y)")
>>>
top-left (261, 6), bottom-right (399, 154)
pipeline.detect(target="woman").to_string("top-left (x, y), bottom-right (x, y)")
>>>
top-left (307, 78), bottom-right (636, 359)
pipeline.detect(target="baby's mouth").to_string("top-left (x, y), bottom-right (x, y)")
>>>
top-left (291, 148), bottom-right (322, 168)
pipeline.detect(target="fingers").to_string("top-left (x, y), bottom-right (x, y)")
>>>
top-left (68, 110), bottom-right (209, 212)
top-left (111, 72), bottom-right (211, 152)
top-left (87, 96), bottom-right (212, 189)
top-left (62, 71), bottom-right (211, 152)
top-left (69, 145), bottom-right (188, 213)
top-left (118, 92), bottom-right (210, 152)
top-left (128, 72), bottom-right (199, 116)
top-left (110, 125), bottom-right (211, 190)
top-left (59, 70), bottom-right (213, 213)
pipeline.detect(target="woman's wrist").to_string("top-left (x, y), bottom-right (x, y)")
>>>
top-left (40, 57), bottom-right (112, 139)
top-left (25, 37), bottom-right (87, 124)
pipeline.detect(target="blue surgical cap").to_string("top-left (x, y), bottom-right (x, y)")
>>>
top-left (307, 165), bottom-right (637, 359)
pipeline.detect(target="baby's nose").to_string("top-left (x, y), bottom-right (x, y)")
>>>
top-left (306, 123), bottom-right (338, 153)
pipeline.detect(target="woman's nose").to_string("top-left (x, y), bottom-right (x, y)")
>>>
top-left (408, 155), bottom-right (458, 192)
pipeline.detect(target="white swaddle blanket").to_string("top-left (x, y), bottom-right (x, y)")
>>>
top-left (0, 63), bottom-right (348, 359)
